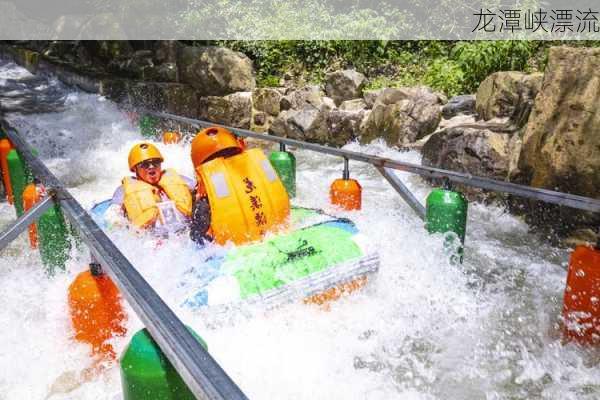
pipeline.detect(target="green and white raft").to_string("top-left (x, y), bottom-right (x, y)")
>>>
top-left (91, 201), bottom-right (379, 310)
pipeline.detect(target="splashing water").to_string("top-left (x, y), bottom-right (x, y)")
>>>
top-left (0, 60), bottom-right (599, 400)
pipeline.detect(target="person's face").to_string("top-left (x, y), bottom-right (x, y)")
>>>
top-left (136, 159), bottom-right (162, 184)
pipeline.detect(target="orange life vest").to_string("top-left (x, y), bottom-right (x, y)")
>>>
top-left (195, 148), bottom-right (290, 245)
top-left (122, 169), bottom-right (193, 228)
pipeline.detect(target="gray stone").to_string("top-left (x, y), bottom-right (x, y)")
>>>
top-left (363, 89), bottom-right (383, 108)
top-left (199, 91), bottom-right (252, 129)
top-left (512, 46), bottom-right (600, 236)
top-left (442, 95), bottom-right (476, 119)
top-left (476, 71), bottom-right (542, 123)
top-left (422, 126), bottom-right (511, 183)
top-left (339, 98), bottom-right (367, 112)
top-left (325, 69), bottom-right (366, 106)
top-left (360, 95), bottom-right (442, 146)
top-left (178, 46), bottom-right (256, 96)
top-left (280, 85), bottom-right (325, 111)
top-left (253, 88), bottom-right (282, 116)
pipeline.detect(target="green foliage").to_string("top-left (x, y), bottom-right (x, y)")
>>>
top-left (451, 41), bottom-right (540, 92)
top-left (423, 58), bottom-right (465, 97)
top-left (213, 40), bottom-right (596, 97)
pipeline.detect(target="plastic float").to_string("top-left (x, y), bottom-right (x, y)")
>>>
top-left (90, 200), bottom-right (379, 311)
top-left (22, 182), bottom-right (39, 248)
top-left (562, 241), bottom-right (600, 344)
top-left (330, 158), bottom-right (362, 211)
top-left (68, 263), bottom-right (126, 359)
top-left (162, 130), bottom-right (182, 144)
top-left (0, 138), bottom-right (14, 204)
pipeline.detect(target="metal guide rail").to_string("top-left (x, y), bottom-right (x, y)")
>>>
top-left (0, 121), bottom-right (248, 400)
top-left (146, 110), bottom-right (600, 214)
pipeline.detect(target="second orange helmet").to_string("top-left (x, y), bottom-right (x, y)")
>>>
top-left (191, 126), bottom-right (243, 168)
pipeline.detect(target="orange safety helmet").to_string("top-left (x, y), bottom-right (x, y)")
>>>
top-left (128, 143), bottom-right (164, 171)
top-left (191, 126), bottom-right (243, 168)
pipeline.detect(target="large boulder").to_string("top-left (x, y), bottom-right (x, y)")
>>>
top-left (359, 87), bottom-right (442, 146)
top-left (253, 88), bottom-right (282, 116)
top-left (178, 46), bottom-right (256, 96)
top-left (326, 109), bottom-right (365, 146)
top-left (270, 103), bottom-right (362, 146)
top-left (325, 69), bottom-right (366, 106)
top-left (339, 98), bottom-right (367, 112)
top-left (270, 105), bottom-right (329, 143)
top-left (442, 95), bottom-right (476, 119)
top-left (513, 46), bottom-right (600, 236)
top-left (363, 88), bottom-right (383, 109)
top-left (422, 126), bottom-right (511, 182)
top-left (280, 85), bottom-right (325, 111)
top-left (374, 86), bottom-right (446, 107)
top-left (199, 92), bottom-right (252, 129)
top-left (476, 71), bottom-right (542, 123)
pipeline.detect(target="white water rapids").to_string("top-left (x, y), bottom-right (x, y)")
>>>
top-left (0, 60), bottom-right (599, 400)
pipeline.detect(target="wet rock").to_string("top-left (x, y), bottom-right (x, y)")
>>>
top-left (363, 89), bottom-right (383, 109)
top-left (178, 46), bottom-right (256, 96)
top-left (339, 98), bottom-right (367, 112)
top-left (374, 86), bottom-right (443, 107)
top-left (162, 84), bottom-right (199, 118)
top-left (442, 95), bottom-right (476, 119)
top-left (476, 71), bottom-right (542, 123)
top-left (108, 49), bottom-right (154, 79)
top-left (253, 88), bottom-right (282, 116)
top-left (154, 40), bottom-right (180, 65)
top-left (253, 112), bottom-right (267, 126)
top-left (280, 85), bottom-right (324, 111)
top-left (360, 94), bottom-right (442, 146)
top-left (513, 46), bottom-right (600, 237)
top-left (325, 69), bottom-right (366, 106)
top-left (422, 126), bottom-right (511, 180)
top-left (321, 96), bottom-right (336, 110)
top-left (270, 104), bottom-right (362, 147)
top-left (199, 91), bottom-right (252, 129)
top-left (145, 62), bottom-right (177, 82)
top-left (326, 109), bottom-right (365, 146)
top-left (270, 105), bottom-right (328, 143)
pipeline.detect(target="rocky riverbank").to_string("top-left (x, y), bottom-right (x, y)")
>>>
top-left (2, 41), bottom-right (599, 244)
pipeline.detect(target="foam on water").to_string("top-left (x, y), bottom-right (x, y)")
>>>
top-left (1, 62), bottom-right (599, 400)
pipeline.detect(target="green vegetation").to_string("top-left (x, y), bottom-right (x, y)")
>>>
top-left (215, 40), bottom-right (594, 97)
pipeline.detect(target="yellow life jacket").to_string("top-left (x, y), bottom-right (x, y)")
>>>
top-left (122, 169), bottom-right (193, 228)
top-left (196, 148), bottom-right (290, 245)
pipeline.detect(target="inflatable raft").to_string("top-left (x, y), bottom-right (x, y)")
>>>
top-left (90, 200), bottom-right (379, 310)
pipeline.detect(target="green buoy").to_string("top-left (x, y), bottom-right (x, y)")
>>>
top-left (37, 203), bottom-right (71, 274)
top-left (425, 180), bottom-right (468, 263)
top-left (7, 149), bottom-right (33, 217)
top-left (120, 327), bottom-right (207, 400)
top-left (269, 143), bottom-right (296, 197)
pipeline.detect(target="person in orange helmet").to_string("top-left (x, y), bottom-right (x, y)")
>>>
top-left (106, 142), bottom-right (196, 236)
top-left (189, 126), bottom-right (290, 245)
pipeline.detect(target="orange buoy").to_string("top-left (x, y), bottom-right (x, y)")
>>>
top-left (562, 244), bottom-right (600, 344)
top-left (22, 183), bottom-right (39, 249)
top-left (162, 130), bottom-right (182, 144)
top-left (0, 138), bottom-right (14, 204)
top-left (330, 179), bottom-right (362, 210)
top-left (330, 158), bottom-right (362, 210)
top-left (68, 265), bottom-right (126, 359)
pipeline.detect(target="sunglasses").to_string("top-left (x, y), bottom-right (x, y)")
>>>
top-left (138, 159), bottom-right (162, 169)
